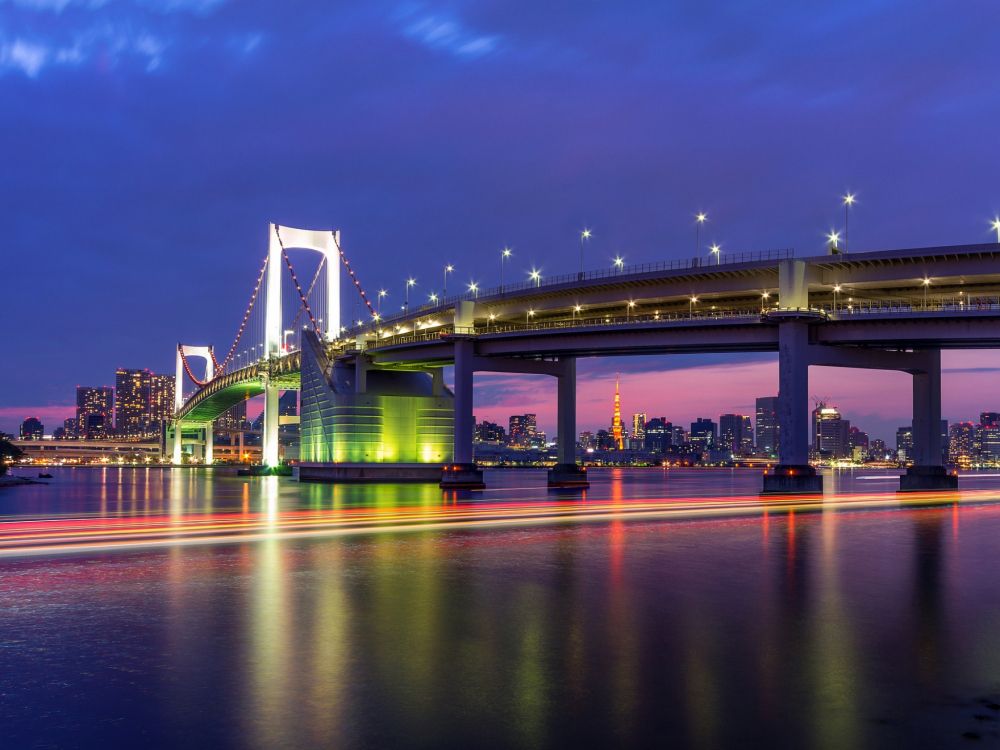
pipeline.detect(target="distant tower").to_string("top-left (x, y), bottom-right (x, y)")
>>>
top-left (612, 374), bottom-right (624, 450)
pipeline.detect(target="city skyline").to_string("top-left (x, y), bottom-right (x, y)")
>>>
top-left (4, 2), bottom-right (1000, 440)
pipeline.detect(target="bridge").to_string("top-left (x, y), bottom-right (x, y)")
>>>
top-left (172, 224), bottom-right (1000, 493)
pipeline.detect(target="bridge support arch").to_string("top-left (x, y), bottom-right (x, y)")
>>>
top-left (173, 345), bottom-right (215, 465)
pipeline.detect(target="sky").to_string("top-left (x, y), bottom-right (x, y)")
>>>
top-left (3, 0), bottom-right (1000, 443)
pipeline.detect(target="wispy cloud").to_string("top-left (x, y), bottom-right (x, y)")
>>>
top-left (396, 4), bottom-right (500, 59)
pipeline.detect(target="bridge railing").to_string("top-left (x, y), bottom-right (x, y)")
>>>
top-left (351, 247), bottom-right (794, 335)
top-left (823, 297), bottom-right (1000, 318)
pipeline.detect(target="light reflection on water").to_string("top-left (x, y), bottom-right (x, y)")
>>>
top-left (2, 467), bottom-right (1000, 747)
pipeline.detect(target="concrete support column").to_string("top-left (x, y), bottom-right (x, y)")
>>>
top-left (262, 383), bottom-right (280, 467)
top-left (355, 358), bottom-right (368, 393)
top-left (431, 368), bottom-right (445, 396)
top-left (441, 338), bottom-right (485, 488)
top-left (901, 349), bottom-right (956, 491)
top-left (763, 319), bottom-right (822, 494)
top-left (171, 423), bottom-right (182, 465)
top-left (557, 358), bottom-right (576, 466)
top-left (204, 423), bottom-right (214, 465)
top-left (549, 357), bottom-right (588, 487)
top-left (452, 339), bottom-right (474, 465)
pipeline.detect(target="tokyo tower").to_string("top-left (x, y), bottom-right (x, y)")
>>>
top-left (612, 374), bottom-right (624, 450)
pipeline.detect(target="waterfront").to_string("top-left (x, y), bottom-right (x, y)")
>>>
top-left (4, 468), bottom-right (1000, 747)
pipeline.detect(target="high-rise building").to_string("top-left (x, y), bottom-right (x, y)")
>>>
top-left (148, 373), bottom-right (175, 434)
top-left (76, 386), bottom-right (114, 439)
top-left (949, 422), bottom-right (977, 466)
top-left (508, 414), bottom-right (537, 447)
top-left (848, 426), bottom-right (869, 461)
top-left (611, 376), bottom-right (624, 450)
top-left (755, 396), bottom-right (779, 456)
top-left (475, 419), bottom-right (506, 444)
top-left (869, 438), bottom-right (888, 461)
top-left (896, 426), bottom-right (914, 463)
top-left (689, 418), bottom-right (717, 452)
top-left (719, 414), bottom-right (752, 456)
top-left (62, 417), bottom-right (78, 439)
top-left (579, 431), bottom-right (594, 450)
top-left (19, 417), bottom-right (43, 440)
top-left (278, 390), bottom-right (299, 437)
top-left (813, 403), bottom-right (850, 458)
top-left (979, 412), bottom-right (1000, 463)
top-left (644, 418), bottom-right (671, 452)
top-left (632, 413), bottom-right (646, 441)
top-left (115, 369), bottom-right (174, 439)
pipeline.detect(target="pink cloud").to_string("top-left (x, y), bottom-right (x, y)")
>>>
top-left (0, 404), bottom-right (75, 434)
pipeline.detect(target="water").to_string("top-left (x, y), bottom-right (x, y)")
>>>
top-left (3, 467), bottom-right (1000, 748)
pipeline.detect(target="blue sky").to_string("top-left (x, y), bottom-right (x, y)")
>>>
top-left (3, 0), bottom-right (1000, 439)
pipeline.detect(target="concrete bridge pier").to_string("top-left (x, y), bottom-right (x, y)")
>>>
top-left (548, 357), bottom-right (589, 487)
top-left (763, 316), bottom-right (823, 495)
top-left (203, 422), bottom-right (214, 465)
top-left (262, 382), bottom-right (280, 468)
top-left (901, 349), bottom-right (957, 492)
top-left (440, 338), bottom-right (485, 489)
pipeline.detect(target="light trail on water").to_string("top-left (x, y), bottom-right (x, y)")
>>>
top-left (0, 487), bottom-right (995, 558)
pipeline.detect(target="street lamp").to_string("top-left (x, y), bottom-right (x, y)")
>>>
top-left (468, 281), bottom-right (479, 299)
top-left (579, 228), bottom-right (592, 277)
top-left (529, 268), bottom-right (541, 287)
top-left (761, 291), bottom-right (770, 312)
top-left (500, 247), bottom-right (512, 293)
top-left (626, 300), bottom-right (636, 321)
top-left (429, 292), bottom-right (438, 304)
top-left (526, 308), bottom-right (535, 325)
top-left (689, 295), bottom-right (698, 318)
top-left (922, 277), bottom-right (931, 310)
top-left (695, 212), bottom-right (707, 253)
top-left (827, 230), bottom-right (841, 252)
top-left (573, 304), bottom-right (582, 321)
top-left (992, 217), bottom-right (1000, 243)
top-left (710, 243), bottom-right (721, 266)
top-left (377, 288), bottom-right (387, 314)
top-left (487, 313), bottom-right (497, 331)
top-left (404, 277), bottom-right (416, 311)
top-left (443, 265), bottom-right (454, 296)
top-left (613, 255), bottom-right (624, 273)
top-left (833, 284), bottom-right (842, 312)
top-left (842, 192), bottom-right (856, 253)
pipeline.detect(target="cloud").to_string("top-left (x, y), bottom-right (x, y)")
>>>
top-left (397, 5), bottom-right (500, 59)
top-left (0, 405), bottom-right (76, 434)
top-left (0, 38), bottom-right (49, 76)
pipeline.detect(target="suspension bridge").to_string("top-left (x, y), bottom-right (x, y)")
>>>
top-left (172, 224), bottom-right (1000, 492)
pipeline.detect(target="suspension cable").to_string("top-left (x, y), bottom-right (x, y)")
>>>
top-left (333, 231), bottom-right (377, 319)
top-left (290, 255), bottom-right (327, 330)
top-left (214, 254), bottom-right (270, 374)
top-left (275, 226), bottom-right (324, 338)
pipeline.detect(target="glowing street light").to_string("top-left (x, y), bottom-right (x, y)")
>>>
top-left (377, 288), bottom-right (387, 314)
top-left (526, 308), bottom-right (536, 325)
top-left (689, 295), bottom-right (699, 318)
top-left (529, 268), bottom-right (541, 287)
top-left (487, 312), bottom-right (497, 331)
top-left (842, 192), bottom-right (856, 253)
top-left (761, 291), bottom-right (770, 312)
top-left (404, 277), bottom-right (416, 311)
top-left (500, 247), bottom-right (512, 293)
top-left (922, 277), bottom-right (931, 310)
top-left (573, 304), bottom-right (582, 321)
top-left (833, 284), bottom-right (842, 312)
top-left (626, 299), bottom-right (636, 320)
top-left (695, 212), bottom-right (707, 253)
top-left (428, 292), bottom-right (439, 304)
top-left (827, 230), bottom-right (841, 252)
top-left (443, 265), bottom-right (454, 296)
top-left (468, 281), bottom-right (479, 298)
top-left (613, 255), bottom-right (624, 273)
top-left (991, 217), bottom-right (1000, 243)
top-left (709, 243), bottom-right (721, 265)
top-left (579, 228), bottom-right (591, 277)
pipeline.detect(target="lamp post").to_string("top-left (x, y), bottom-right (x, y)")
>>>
top-left (500, 247), bottom-right (511, 293)
top-left (613, 256), bottom-right (624, 274)
top-left (689, 295), bottom-right (698, 318)
top-left (695, 212), bottom-right (707, 254)
top-left (842, 192), bottom-right (856, 253)
top-left (377, 289), bottom-right (387, 315)
top-left (443, 265), bottom-right (454, 297)
top-left (429, 292), bottom-right (438, 305)
top-left (579, 228), bottom-right (591, 277)
top-left (922, 277), bottom-right (931, 310)
top-left (833, 284), bottom-right (841, 313)
top-left (761, 292), bottom-right (770, 312)
top-left (526, 308), bottom-right (535, 325)
top-left (827, 230), bottom-right (841, 253)
top-left (573, 304), bottom-right (582, 322)
top-left (529, 269), bottom-right (541, 287)
top-left (626, 300), bottom-right (636, 321)
top-left (992, 218), bottom-right (1000, 243)
top-left (468, 281), bottom-right (479, 299)
top-left (710, 243), bottom-right (721, 266)
top-left (487, 313), bottom-right (496, 331)
top-left (404, 278), bottom-right (416, 312)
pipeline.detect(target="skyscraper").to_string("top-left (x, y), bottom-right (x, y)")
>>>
top-left (643, 418), bottom-right (671, 452)
top-left (719, 414), bottom-right (753, 456)
top-left (813, 403), bottom-right (850, 458)
top-left (148, 373), bottom-right (175, 434)
top-left (979, 412), bottom-right (1000, 463)
top-left (755, 396), bottom-right (778, 457)
top-left (76, 385), bottom-right (114, 439)
top-left (115, 368), bottom-right (150, 438)
top-left (611, 375), bottom-right (624, 450)
top-left (19, 416), bottom-right (43, 440)
top-left (632, 413), bottom-right (646, 441)
top-left (689, 418), bottom-right (717, 452)
top-left (949, 422), bottom-right (976, 466)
